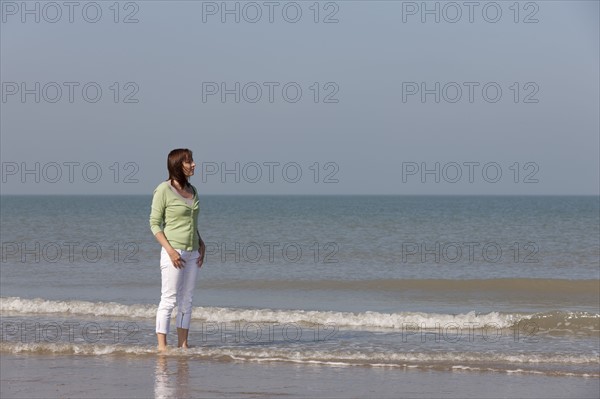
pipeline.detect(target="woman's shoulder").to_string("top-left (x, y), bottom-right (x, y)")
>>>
top-left (153, 181), bottom-right (170, 193)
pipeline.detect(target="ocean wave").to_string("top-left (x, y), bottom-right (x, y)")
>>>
top-left (1, 341), bottom-right (598, 377)
top-left (1, 297), bottom-right (598, 334)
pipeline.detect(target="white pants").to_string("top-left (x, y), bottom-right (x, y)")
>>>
top-left (156, 248), bottom-right (199, 334)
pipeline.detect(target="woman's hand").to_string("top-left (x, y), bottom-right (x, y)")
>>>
top-left (168, 248), bottom-right (186, 269)
top-left (197, 239), bottom-right (206, 268)
top-left (154, 232), bottom-right (185, 269)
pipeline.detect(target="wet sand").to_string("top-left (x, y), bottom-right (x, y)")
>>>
top-left (1, 353), bottom-right (599, 399)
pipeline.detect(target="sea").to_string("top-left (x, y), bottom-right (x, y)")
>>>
top-left (1, 195), bottom-right (599, 397)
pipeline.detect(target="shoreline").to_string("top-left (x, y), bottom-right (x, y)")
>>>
top-left (2, 353), bottom-right (599, 399)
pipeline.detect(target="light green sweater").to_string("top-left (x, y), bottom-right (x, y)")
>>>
top-left (149, 181), bottom-right (200, 251)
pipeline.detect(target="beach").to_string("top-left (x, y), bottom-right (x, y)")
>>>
top-left (1, 195), bottom-right (599, 397)
top-left (2, 352), bottom-right (599, 399)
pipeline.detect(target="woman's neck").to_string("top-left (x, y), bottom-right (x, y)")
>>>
top-left (170, 179), bottom-right (187, 190)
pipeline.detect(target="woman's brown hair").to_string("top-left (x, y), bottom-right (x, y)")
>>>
top-left (167, 148), bottom-right (193, 189)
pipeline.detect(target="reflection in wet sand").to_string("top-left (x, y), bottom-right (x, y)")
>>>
top-left (154, 355), bottom-right (190, 399)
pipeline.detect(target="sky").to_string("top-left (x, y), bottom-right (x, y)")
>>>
top-left (1, 0), bottom-right (598, 195)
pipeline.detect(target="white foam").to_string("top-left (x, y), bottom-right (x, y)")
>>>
top-left (1, 341), bottom-right (598, 370)
top-left (0, 297), bottom-right (156, 318)
top-left (0, 297), bottom-right (524, 330)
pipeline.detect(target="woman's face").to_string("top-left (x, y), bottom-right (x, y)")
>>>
top-left (182, 157), bottom-right (196, 177)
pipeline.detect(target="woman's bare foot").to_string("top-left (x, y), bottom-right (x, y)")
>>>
top-left (177, 327), bottom-right (189, 348)
top-left (157, 333), bottom-right (168, 352)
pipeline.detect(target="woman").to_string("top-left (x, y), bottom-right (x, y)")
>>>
top-left (149, 148), bottom-right (205, 351)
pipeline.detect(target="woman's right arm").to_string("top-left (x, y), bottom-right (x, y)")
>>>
top-left (150, 185), bottom-right (185, 268)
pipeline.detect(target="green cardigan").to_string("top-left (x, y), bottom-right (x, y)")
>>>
top-left (149, 181), bottom-right (200, 251)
